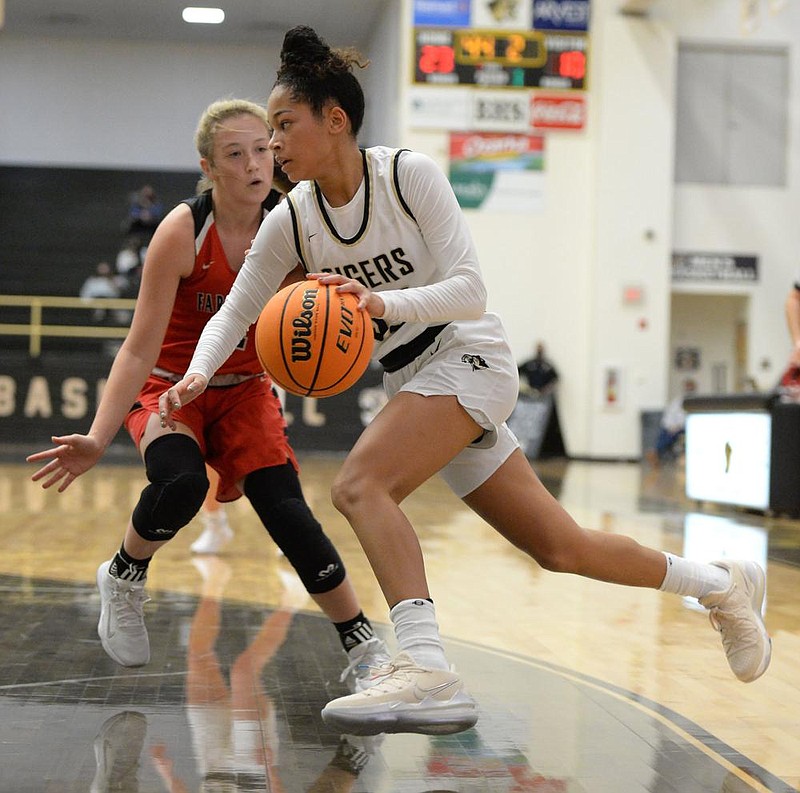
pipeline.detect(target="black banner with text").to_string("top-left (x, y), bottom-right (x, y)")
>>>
top-left (0, 353), bottom-right (387, 454)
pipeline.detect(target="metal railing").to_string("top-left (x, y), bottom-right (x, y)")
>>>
top-left (0, 295), bottom-right (136, 356)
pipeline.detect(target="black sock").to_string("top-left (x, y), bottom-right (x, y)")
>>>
top-left (334, 611), bottom-right (375, 652)
top-left (109, 544), bottom-right (150, 583)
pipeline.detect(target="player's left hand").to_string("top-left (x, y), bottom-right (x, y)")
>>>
top-left (309, 272), bottom-right (385, 316)
top-left (26, 433), bottom-right (105, 491)
top-left (157, 374), bottom-right (208, 430)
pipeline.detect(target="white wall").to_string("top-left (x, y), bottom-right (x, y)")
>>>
top-left (664, 0), bottom-right (800, 397)
top-left (360, 0), bottom-right (404, 147)
top-left (0, 36), bottom-right (284, 169)
top-left (1, 0), bottom-right (797, 457)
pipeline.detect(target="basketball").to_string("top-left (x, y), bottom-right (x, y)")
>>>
top-left (255, 279), bottom-right (374, 398)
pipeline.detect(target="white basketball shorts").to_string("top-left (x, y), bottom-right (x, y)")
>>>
top-left (383, 312), bottom-right (521, 498)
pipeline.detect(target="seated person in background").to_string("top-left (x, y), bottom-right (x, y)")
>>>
top-left (79, 261), bottom-right (124, 324)
top-left (115, 235), bottom-right (143, 278)
top-left (518, 342), bottom-right (559, 395)
top-left (647, 378), bottom-right (697, 467)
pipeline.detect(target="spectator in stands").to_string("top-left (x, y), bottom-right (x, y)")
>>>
top-left (115, 236), bottom-right (142, 281)
top-left (518, 342), bottom-right (559, 395)
top-left (79, 261), bottom-right (123, 324)
top-left (124, 184), bottom-right (164, 242)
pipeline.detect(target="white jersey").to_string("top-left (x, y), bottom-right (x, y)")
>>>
top-left (186, 146), bottom-right (488, 380)
top-left (185, 145), bottom-right (521, 496)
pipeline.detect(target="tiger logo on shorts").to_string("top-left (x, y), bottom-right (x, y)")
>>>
top-left (461, 354), bottom-right (489, 371)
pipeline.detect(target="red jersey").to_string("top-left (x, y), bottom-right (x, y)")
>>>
top-left (155, 190), bottom-right (280, 377)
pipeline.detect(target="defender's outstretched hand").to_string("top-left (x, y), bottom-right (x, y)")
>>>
top-left (157, 374), bottom-right (208, 430)
top-left (26, 434), bottom-right (105, 492)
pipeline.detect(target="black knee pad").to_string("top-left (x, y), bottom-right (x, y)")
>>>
top-left (244, 464), bottom-right (346, 594)
top-left (132, 434), bottom-right (209, 542)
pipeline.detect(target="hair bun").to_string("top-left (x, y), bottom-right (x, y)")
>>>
top-left (281, 25), bottom-right (330, 70)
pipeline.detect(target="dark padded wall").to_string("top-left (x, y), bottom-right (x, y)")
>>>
top-left (0, 166), bottom-right (387, 456)
top-left (0, 165), bottom-right (199, 296)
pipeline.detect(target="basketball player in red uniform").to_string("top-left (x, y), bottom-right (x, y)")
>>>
top-left (26, 99), bottom-right (388, 687)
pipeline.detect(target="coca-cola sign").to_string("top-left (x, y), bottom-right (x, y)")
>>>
top-left (530, 94), bottom-right (587, 130)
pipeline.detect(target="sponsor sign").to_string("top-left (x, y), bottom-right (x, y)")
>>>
top-left (408, 86), bottom-right (472, 129)
top-left (471, 91), bottom-right (530, 131)
top-left (449, 131), bottom-right (545, 211)
top-left (409, 87), bottom-right (587, 133)
top-left (530, 93), bottom-right (586, 130)
top-left (413, 0), bottom-right (472, 27)
top-left (472, 0), bottom-right (533, 29)
top-left (533, 0), bottom-right (591, 31)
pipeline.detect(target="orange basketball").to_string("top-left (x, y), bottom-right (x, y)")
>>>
top-left (255, 279), bottom-right (374, 398)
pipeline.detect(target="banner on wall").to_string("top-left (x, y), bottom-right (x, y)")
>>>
top-left (412, 0), bottom-right (591, 30)
top-left (671, 253), bottom-right (758, 283)
top-left (530, 93), bottom-right (586, 130)
top-left (471, 0), bottom-right (533, 29)
top-left (448, 131), bottom-right (545, 211)
top-left (410, 86), bottom-right (585, 132)
top-left (472, 90), bottom-right (530, 131)
top-left (0, 353), bottom-right (387, 454)
top-left (533, 0), bottom-right (591, 31)
top-left (413, 0), bottom-right (472, 26)
top-left (408, 87), bottom-right (473, 128)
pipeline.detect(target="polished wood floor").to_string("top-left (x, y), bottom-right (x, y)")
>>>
top-left (0, 452), bottom-right (798, 792)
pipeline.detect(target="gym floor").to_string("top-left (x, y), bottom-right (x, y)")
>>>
top-left (0, 453), bottom-right (798, 793)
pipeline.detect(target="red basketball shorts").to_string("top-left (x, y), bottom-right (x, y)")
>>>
top-left (125, 374), bottom-right (299, 502)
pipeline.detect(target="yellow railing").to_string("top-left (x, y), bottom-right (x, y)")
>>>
top-left (0, 295), bottom-right (137, 357)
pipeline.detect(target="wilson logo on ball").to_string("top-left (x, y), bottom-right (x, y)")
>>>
top-left (291, 287), bottom-right (318, 362)
top-left (256, 279), bottom-right (374, 398)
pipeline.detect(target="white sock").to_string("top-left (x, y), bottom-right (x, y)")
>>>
top-left (389, 598), bottom-right (450, 670)
top-left (658, 552), bottom-right (730, 599)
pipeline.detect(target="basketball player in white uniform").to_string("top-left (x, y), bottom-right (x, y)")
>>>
top-left (160, 26), bottom-right (772, 737)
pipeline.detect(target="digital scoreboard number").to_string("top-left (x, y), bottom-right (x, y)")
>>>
top-left (414, 28), bottom-right (587, 90)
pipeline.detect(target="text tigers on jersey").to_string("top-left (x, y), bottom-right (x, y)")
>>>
top-left (318, 247), bottom-right (414, 289)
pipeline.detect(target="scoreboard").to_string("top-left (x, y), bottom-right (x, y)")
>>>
top-left (414, 28), bottom-right (587, 90)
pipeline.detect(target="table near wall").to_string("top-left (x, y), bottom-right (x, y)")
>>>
top-left (684, 393), bottom-right (800, 516)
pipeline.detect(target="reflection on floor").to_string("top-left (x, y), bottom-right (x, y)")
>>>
top-left (0, 454), bottom-right (798, 792)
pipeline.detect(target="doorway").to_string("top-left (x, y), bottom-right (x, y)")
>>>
top-left (669, 292), bottom-right (750, 398)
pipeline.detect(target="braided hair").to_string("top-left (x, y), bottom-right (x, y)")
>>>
top-left (274, 26), bottom-right (368, 136)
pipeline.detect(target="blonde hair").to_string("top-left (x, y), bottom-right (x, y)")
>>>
top-left (194, 99), bottom-right (270, 194)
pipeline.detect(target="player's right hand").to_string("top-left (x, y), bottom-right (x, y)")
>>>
top-left (157, 374), bottom-right (208, 430)
top-left (26, 434), bottom-right (105, 492)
